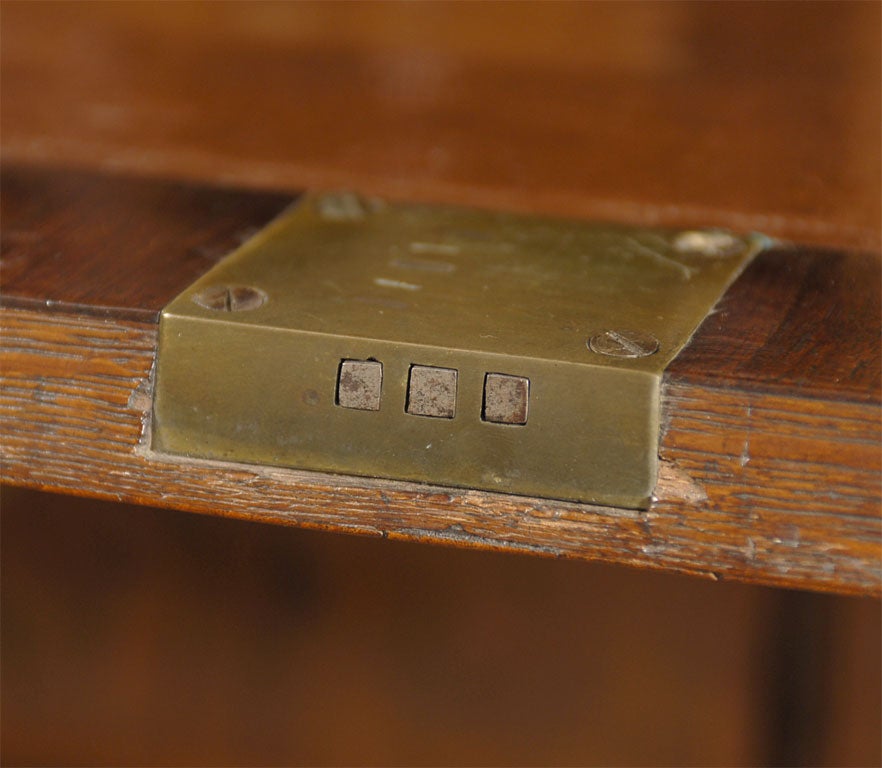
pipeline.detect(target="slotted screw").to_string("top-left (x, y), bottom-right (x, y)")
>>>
top-left (192, 285), bottom-right (267, 312)
top-left (316, 192), bottom-right (369, 221)
top-left (588, 330), bottom-right (659, 358)
top-left (672, 230), bottom-right (742, 257)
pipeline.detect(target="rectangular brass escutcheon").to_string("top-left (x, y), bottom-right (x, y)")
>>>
top-left (152, 193), bottom-right (765, 508)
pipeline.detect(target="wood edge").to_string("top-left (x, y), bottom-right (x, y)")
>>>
top-left (3, 152), bottom-right (879, 254)
top-left (2, 305), bottom-right (879, 596)
top-left (0, 294), bottom-right (160, 323)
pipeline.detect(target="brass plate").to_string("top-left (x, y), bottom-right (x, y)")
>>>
top-left (152, 193), bottom-right (764, 508)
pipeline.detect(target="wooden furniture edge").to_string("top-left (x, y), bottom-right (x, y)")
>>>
top-left (2, 305), bottom-right (879, 595)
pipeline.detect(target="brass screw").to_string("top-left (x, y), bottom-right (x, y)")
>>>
top-left (316, 192), bottom-right (369, 222)
top-left (672, 230), bottom-right (742, 257)
top-left (588, 330), bottom-right (659, 358)
top-left (192, 285), bottom-right (267, 312)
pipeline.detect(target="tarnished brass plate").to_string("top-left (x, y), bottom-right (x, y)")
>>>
top-left (152, 193), bottom-right (764, 508)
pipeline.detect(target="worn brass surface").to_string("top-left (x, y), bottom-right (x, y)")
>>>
top-left (153, 193), bottom-right (764, 508)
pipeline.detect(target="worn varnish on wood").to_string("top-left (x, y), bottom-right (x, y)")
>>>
top-left (1, 166), bottom-right (879, 596)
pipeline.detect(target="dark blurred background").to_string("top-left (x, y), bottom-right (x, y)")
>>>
top-left (2, 486), bottom-right (879, 766)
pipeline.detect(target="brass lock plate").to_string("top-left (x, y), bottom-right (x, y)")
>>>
top-left (152, 193), bottom-right (764, 508)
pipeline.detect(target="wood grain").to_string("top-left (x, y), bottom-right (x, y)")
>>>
top-left (1, 5), bottom-right (879, 762)
top-left (0, 165), bottom-right (289, 320)
top-left (2, 304), bottom-right (878, 595)
top-left (1, 1), bottom-right (879, 251)
top-left (1, 167), bottom-right (879, 595)
top-left (669, 246), bottom-right (881, 403)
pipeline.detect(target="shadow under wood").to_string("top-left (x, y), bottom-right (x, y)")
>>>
top-left (1, 486), bottom-right (878, 767)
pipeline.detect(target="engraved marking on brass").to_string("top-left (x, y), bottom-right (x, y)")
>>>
top-left (353, 295), bottom-right (410, 309)
top-left (406, 365), bottom-right (457, 419)
top-left (390, 256), bottom-right (456, 273)
top-left (409, 242), bottom-right (461, 256)
top-left (336, 360), bottom-right (383, 411)
top-left (153, 193), bottom-right (767, 508)
top-left (373, 277), bottom-right (422, 291)
top-left (483, 373), bottom-right (529, 425)
top-left (625, 236), bottom-right (694, 279)
top-left (589, 330), bottom-right (660, 359)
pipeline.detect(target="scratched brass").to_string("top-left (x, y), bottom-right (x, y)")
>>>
top-left (152, 193), bottom-right (765, 508)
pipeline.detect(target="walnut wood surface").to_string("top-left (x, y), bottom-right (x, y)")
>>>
top-left (2, 1), bottom-right (879, 251)
top-left (1, 167), bottom-right (879, 595)
top-left (669, 246), bottom-right (881, 403)
top-left (0, 166), bottom-right (288, 320)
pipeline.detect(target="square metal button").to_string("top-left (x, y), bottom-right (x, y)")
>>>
top-left (483, 373), bottom-right (529, 425)
top-left (406, 365), bottom-right (457, 419)
top-left (337, 360), bottom-right (383, 411)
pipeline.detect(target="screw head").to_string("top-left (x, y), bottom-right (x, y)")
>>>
top-left (588, 330), bottom-right (659, 358)
top-left (673, 230), bottom-right (742, 257)
top-left (315, 191), bottom-right (370, 222)
top-left (192, 285), bottom-right (267, 312)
